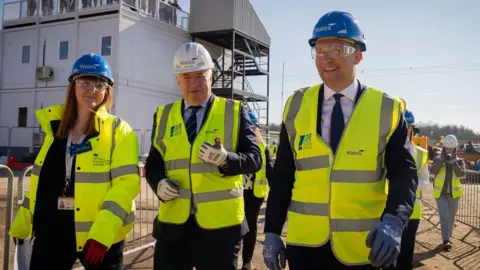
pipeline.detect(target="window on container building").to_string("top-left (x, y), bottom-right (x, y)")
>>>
top-left (18, 107), bottom-right (28, 127)
top-left (59, 41), bottom-right (69, 60)
top-left (22, 45), bottom-right (30, 64)
top-left (101, 36), bottom-right (112, 56)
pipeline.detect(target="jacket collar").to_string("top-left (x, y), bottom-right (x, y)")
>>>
top-left (36, 104), bottom-right (110, 135)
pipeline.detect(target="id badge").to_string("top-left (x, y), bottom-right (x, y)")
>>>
top-left (58, 197), bottom-right (74, 210)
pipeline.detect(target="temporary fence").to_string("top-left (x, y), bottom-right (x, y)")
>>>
top-left (0, 165), bottom-right (14, 270)
top-left (456, 170), bottom-right (480, 231)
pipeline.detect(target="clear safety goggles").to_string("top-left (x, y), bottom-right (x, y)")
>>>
top-left (75, 78), bottom-right (109, 92)
top-left (311, 44), bottom-right (357, 60)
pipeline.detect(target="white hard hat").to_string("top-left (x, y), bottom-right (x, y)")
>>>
top-left (173, 42), bottom-right (214, 74)
top-left (443, 134), bottom-right (458, 148)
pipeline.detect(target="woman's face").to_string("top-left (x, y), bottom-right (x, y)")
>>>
top-left (74, 76), bottom-right (109, 110)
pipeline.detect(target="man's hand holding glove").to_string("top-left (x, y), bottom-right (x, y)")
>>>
top-left (199, 137), bottom-right (228, 166)
top-left (83, 239), bottom-right (108, 266)
top-left (366, 214), bottom-right (403, 267)
top-left (156, 178), bottom-right (180, 202)
top-left (263, 233), bottom-right (286, 270)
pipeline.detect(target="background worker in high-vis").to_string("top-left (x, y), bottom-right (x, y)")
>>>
top-left (145, 42), bottom-right (262, 270)
top-left (240, 111), bottom-right (274, 270)
top-left (9, 53), bottom-right (141, 269)
top-left (262, 11), bottom-right (418, 270)
top-left (390, 109), bottom-right (430, 269)
top-left (429, 134), bottom-right (465, 251)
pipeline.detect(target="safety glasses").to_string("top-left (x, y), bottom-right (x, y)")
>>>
top-left (311, 44), bottom-right (357, 60)
top-left (75, 78), bottom-right (109, 92)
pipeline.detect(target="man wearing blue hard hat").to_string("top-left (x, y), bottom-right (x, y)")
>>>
top-left (263, 11), bottom-right (418, 269)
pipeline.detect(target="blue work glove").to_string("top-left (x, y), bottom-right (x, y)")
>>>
top-left (262, 232), bottom-right (286, 270)
top-left (366, 214), bottom-right (403, 268)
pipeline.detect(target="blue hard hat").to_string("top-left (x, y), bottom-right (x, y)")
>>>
top-left (248, 111), bottom-right (259, 125)
top-left (69, 53), bottom-right (114, 85)
top-left (308, 11), bottom-right (366, 51)
top-left (405, 110), bottom-right (415, 125)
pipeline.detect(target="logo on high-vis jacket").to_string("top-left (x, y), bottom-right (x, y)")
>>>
top-left (170, 123), bottom-right (182, 137)
top-left (347, 149), bottom-right (365, 156)
top-left (298, 133), bottom-right (312, 150)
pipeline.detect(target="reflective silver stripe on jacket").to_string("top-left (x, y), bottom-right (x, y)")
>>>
top-left (30, 117), bottom-right (138, 230)
top-left (31, 163), bottom-right (138, 183)
top-left (285, 87), bottom-right (397, 232)
top-left (154, 99), bottom-right (242, 205)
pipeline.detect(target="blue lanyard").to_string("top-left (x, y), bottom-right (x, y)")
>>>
top-left (65, 131), bottom-right (86, 182)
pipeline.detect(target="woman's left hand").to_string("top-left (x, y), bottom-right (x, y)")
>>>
top-left (84, 239), bottom-right (108, 265)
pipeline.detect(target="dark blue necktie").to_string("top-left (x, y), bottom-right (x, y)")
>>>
top-left (186, 106), bottom-right (201, 144)
top-left (330, 93), bottom-right (345, 154)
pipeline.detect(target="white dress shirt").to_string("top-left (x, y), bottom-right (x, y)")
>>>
top-left (321, 80), bottom-right (358, 145)
top-left (183, 95), bottom-right (210, 133)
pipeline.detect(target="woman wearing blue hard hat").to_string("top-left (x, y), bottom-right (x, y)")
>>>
top-left (239, 111), bottom-right (274, 270)
top-left (9, 53), bottom-right (141, 269)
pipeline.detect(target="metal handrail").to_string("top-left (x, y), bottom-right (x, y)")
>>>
top-left (18, 166), bottom-right (33, 206)
top-left (1, 165), bottom-right (15, 270)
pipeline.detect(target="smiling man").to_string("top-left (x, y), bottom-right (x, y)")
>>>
top-left (145, 42), bottom-right (262, 270)
top-left (262, 11), bottom-right (418, 270)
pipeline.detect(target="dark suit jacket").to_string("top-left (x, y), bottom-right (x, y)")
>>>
top-left (145, 94), bottom-right (262, 243)
top-left (264, 81), bottom-right (419, 235)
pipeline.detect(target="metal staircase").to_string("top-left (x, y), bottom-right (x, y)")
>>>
top-left (211, 54), bottom-right (267, 126)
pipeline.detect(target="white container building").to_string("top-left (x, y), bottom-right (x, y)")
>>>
top-left (0, 0), bottom-right (270, 159)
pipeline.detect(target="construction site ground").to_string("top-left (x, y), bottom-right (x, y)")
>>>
top-left (0, 171), bottom-right (478, 269)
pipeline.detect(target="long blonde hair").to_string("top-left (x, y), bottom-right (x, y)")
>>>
top-left (56, 81), bottom-right (113, 139)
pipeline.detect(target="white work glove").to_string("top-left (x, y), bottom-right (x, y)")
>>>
top-left (156, 178), bottom-right (180, 201)
top-left (199, 137), bottom-right (228, 166)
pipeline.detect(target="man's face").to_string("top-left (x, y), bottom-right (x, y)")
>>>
top-left (314, 38), bottom-right (363, 91)
top-left (176, 69), bottom-right (212, 106)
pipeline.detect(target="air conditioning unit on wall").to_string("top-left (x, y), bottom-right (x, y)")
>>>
top-left (36, 66), bottom-right (54, 81)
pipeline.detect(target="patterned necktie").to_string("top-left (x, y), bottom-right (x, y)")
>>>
top-left (330, 93), bottom-right (345, 154)
top-left (186, 106), bottom-right (202, 144)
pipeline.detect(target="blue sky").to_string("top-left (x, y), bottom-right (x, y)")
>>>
top-left (246, 0), bottom-right (480, 132)
top-left (1, 0), bottom-right (478, 131)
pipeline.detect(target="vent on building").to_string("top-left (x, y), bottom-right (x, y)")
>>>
top-left (36, 66), bottom-right (54, 81)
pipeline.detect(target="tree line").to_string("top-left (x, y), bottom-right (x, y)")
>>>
top-left (417, 122), bottom-right (480, 140)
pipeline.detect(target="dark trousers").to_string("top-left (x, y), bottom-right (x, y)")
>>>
top-left (154, 218), bottom-right (241, 270)
top-left (286, 243), bottom-right (380, 270)
top-left (395, 219), bottom-right (420, 270)
top-left (30, 234), bottom-right (124, 270)
top-left (241, 189), bottom-right (265, 268)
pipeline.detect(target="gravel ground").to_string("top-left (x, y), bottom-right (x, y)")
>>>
top-left (0, 174), bottom-right (478, 269)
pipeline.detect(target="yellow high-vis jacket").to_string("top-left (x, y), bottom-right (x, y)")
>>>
top-left (9, 104), bottom-right (141, 251)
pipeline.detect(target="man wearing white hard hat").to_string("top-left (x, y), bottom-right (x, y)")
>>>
top-left (145, 42), bottom-right (262, 270)
top-left (429, 134), bottom-right (465, 251)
